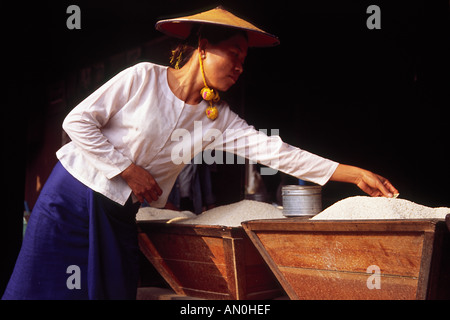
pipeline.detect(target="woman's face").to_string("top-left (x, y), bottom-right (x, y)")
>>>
top-left (201, 34), bottom-right (248, 92)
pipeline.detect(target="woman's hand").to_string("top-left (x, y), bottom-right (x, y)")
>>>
top-left (119, 163), bottom-right (163, 203)
top-left (330, 164), bottom-right (398, 197)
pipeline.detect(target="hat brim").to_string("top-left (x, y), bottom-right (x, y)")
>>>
top-left (155, 7), bottom-right (280, 47)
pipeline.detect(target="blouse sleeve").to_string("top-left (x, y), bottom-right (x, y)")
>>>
top-left (61, 66), bottom-right (139, 179)
top-left (211, 107), bottom-right (339, 185)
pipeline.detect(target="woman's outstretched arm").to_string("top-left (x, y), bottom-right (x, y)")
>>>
top-left (330, 164), bottom-right (398, 197)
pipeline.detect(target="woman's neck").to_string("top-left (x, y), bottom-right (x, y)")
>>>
top-left (167, 53), bottom-right (204, 105)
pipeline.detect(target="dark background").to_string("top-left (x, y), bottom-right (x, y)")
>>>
top-left (2, 0), bottom-right (449, 295)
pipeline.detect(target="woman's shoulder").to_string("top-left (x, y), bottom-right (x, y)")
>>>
top-left (129, 61), bottom-right (167, 75)
top-left (214, 100), bottom-right (247, 128)
top-left (112, 62), bottom-right (168, 89)
top-left (106, 62), bottom-right (167, 85)
top-left (217, 100), bottom-right (239, 117)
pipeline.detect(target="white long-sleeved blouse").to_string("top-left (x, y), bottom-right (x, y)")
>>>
top-left (56, 62), bottom-right (339, 206)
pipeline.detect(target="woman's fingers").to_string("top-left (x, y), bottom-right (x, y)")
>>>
top-left (358, 171), bottom-right (399, 198)
top-left (140, 176), bottom-right (162, 203)
top-left (329, 164), bottom-right (399, 198)
top-left (382, 177), bottom-right (399, 196)
top-left (373, 176), bottom-right (392, 197)
top-left (143, 182), bottom-right (162, 203)
top-left (357, 180), bottom-right (382, 197)
top-left (120, 163), bottom-right (162, 203)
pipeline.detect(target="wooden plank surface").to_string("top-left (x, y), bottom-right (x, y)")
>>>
top-left (242, 219), bottom-right (446, 300)
top-left (242, 226), bottom-right (299, 299)
top-left (279, 267), bottom-right (418, 300)
top-left (141, 230), bottom-right (232, 297)
top-left (138, 222), bottom-right (283, 300)
top-left (145, 232), bottom-right (227, 264)
top-left (138, 220), bottom-right (243, 238)
top-left (423, 222), bottom-right (450, 299)
top-left (243, 219), bottom-right (440, 233)
top-left (163, 258), bottom-right (230, 294)
top-left (138, 232), bottom-right (185, 295)
top-left (256, 231), bottom-right (424, 277)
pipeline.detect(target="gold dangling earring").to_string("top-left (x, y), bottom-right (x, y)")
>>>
top-left (198, 51), bottom-right (219, 120)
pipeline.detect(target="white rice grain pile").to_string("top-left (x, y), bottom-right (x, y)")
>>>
top-left (311, 196), bottom-right (450, 220)
top-left (179, 200), bottom-right (285, 227)
top-left (136, 207), bottom-right (196, 221)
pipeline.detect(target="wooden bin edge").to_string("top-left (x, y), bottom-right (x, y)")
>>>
top-left (241, 218), bottom-right (447, 300)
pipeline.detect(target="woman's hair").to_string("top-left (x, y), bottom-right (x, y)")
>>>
top-left (169, 24), bottom-right (248, 69)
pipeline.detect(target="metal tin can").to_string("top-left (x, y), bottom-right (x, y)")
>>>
top-left (281, 185), bottom-right (322, 217)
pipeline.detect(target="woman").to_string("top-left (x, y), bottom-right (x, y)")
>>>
top-left (3, 7), bottom-right (397, 300)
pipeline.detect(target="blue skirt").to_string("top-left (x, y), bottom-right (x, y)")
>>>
top-left (2, 162), bottom-right (141, 300)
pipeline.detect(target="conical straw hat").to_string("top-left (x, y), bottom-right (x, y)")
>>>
top-left (155, 6), bottom-right (279, 47)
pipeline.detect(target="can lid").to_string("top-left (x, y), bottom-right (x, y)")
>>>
top-left (281, 185), bottom-right (321, 195)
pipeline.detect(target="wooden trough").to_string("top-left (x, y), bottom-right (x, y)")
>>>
top-left (242, 217), bottom-right (450, 300)
top-left (137, 221), bottom-right (283, 300)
